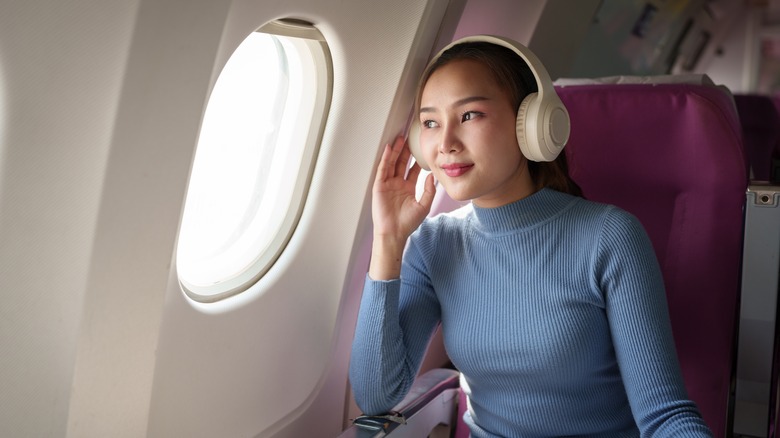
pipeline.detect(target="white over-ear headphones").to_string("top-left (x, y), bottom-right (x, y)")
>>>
top-left (408, 35), bottom-right (570, 170)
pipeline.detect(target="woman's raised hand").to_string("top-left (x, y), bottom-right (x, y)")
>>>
top-left (369, 136), bottom-right (435, 280)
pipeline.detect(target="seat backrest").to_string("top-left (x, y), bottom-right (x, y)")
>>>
top-left (734, 94), bottom-right (780, 181)
top-left (555, 82), bottom-right (748, 437)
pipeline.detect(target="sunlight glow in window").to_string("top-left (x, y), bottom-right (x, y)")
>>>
top-left (177, 25), bottom-right (330, 301)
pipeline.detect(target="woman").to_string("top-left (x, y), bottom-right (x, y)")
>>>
top-left (349, 35), bottom-right (712, 437)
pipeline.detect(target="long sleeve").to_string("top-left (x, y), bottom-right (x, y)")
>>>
top-left (596, 209), bottom-right (713, 436)
top-left (349, 238), bottom-right (441, 415)
top-left (350, 189), bottom-right (713, 436)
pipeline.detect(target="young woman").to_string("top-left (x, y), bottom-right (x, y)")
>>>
top-left (349, 35), bottom-right (713, 437)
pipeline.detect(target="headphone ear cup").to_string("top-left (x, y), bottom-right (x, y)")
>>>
top-left (516, 92), bottom-right (570, 162)
top-left (407, 120), bottom-right (430, 171)
top-left (516, 92), bottom-right (545, 162)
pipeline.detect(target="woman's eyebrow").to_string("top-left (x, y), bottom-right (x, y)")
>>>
top-left (419, 95), bottom-right (490, 114)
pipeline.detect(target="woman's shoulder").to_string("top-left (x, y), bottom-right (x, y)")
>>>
top-left (566, 196), bottom-right (652, 253)
top-left (547, 192), bottom-right (649, 247)
top-left (564, 192), bottom-right (640, 224)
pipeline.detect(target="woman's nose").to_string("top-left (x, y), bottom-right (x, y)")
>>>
top-left (438, 124), bottom-right (461, 154)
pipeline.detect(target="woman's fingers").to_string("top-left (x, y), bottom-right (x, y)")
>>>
top-left (375, 142), bottom-right (394, 183)
top-left (393, 136), bottom-right (411, 179)
top-left (376, 136), bottom-right (416, 184)
top-left (419, 173), bottom-right (436, 210)
top-left (376, 136), bottom-right (405, 180)
top-left (371, 137), bottom-right (434, 240)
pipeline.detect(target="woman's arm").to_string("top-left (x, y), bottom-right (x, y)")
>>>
top-left (349, 136), bottom-right (439, 414)
top-left (597, 209), bottom-right (713, 437)
top-left (349, 264), bottom-right (441, 414)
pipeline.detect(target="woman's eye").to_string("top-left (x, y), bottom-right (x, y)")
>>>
top-left (461, 111), bottom-right (482, 122)
top-left (422, 120), bottom-right (438, 129)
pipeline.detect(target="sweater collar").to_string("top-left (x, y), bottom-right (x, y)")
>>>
top-left (471, 188), bottom-right (573, 235)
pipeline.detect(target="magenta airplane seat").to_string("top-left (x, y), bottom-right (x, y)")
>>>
top-left (551, 82), bottom-right (747, 437)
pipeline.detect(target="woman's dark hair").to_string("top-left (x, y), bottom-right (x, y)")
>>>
top-left (420, 41), bottom-right (583, 197)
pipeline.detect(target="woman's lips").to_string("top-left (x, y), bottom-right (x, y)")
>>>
top-left (441, 163), bottom-right (473, 177)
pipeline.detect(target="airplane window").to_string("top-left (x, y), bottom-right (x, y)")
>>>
top-left (177, 21), bottom-right (331, 302)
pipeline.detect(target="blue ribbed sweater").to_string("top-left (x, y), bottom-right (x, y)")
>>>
top-left (350, 188), bottom-right (713, 437)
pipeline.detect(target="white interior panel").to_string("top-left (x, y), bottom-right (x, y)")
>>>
top-left (0, 1), bottom-right (140, 436)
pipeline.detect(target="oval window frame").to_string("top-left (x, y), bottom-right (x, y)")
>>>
top-left (176, 20), bottom-right (332, 303)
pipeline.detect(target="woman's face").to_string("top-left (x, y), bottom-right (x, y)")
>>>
top-left (419, 58), bottom-right (534, 208)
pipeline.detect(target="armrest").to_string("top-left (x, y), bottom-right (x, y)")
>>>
top-left (339, 368), bottom-right (460, 437)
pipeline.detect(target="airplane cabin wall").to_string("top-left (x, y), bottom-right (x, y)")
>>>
top-left (0, 1), bottom-right (142, 436)
top-left (449, 0), bottom-right (602, 80)
top-left (451, 0), bottom-right (547, 44)
top-left (702, 5), bottom-right (764, 93)
top-left (67, 2), bottom-right (237, 437)
top-left (527, 0), bottom-right (603, 81)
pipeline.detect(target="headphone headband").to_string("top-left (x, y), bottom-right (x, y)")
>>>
top-left (407, 34), bottom-right (570, 170)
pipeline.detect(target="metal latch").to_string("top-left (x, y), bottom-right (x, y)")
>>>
top-left (748, 184), bottom-right (780, 206)
top-left (757, 192), bottom-right (775, 206)
top-left (352, 412), bottom-right (407, 431)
